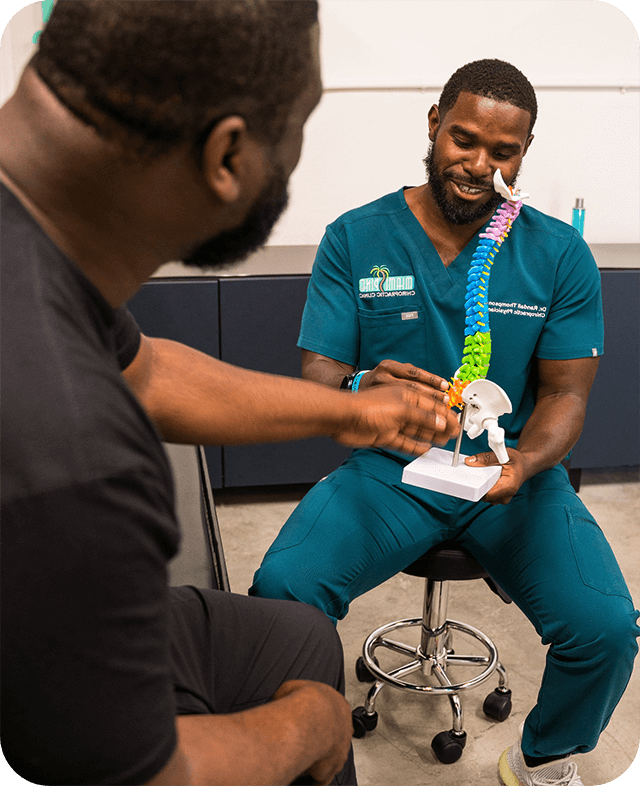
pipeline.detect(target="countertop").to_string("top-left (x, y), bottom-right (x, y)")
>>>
top-left (152, 243), bottom-right (639, 279)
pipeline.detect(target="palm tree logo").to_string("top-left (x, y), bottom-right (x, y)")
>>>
top-left (370, 266), bottom-right (390, 292)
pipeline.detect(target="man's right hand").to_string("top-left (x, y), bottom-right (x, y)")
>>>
top-left (332, 375), bottom-right (459, 456)
top-left (302, 352), bottom-right (459, 455)
top-left (148, 679), bottom-right (353, 786)
top-left (271, 680), bottom-right (353, 785)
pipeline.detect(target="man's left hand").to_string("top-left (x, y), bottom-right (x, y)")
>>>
top-left (465, 448), bottom-right (532, 505)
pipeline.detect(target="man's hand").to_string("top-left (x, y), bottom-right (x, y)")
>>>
top-left (333, 381), bottom-right (459, 456)
top-left (357, 359), bottom-right (450, 396)
top-left (271, 681), bottom-right (353, 786)
top-left (465, 448), bottom-right (533, 505)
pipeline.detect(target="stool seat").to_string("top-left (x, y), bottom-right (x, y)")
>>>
top-left (352, 540), bottom-right (512, 764)
top-left (402, 541), bottom-right (489, 581)
top-left (402, 540), bottom-right (512, 604)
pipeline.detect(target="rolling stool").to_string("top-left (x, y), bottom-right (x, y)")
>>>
top-left (352, 541), bottom-right (513, 763)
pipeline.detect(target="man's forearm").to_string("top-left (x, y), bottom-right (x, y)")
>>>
top-left (126, 337), bottom-right (356, 445)
top-left (124, 335), bottom-right (459, 455)
top-left (516, 391), bottom-right (588, 480)
top-left (514, 355), bottom-right (598, 481)
top-left (301, 349), bottom-right (354, 388)
top-left (146, 681), bottom-right (352, 786)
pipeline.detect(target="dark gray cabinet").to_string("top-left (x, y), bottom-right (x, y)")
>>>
top-left (570, 269), bottom-right (639, 468)
top-left (127, 269), bottom-right (639, 489)
top-left (128, 275), bottom-right (350, 489)
top-left (218, 276), bottom-right (350, 486)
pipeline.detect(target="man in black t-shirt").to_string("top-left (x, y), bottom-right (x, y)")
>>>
top-left (0, 3), bottom-right (458, 785)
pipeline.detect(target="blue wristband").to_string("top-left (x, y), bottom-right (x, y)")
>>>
top-left (351, 370), bottom-right (370, 392)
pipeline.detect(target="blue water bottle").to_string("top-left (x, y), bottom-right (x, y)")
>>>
top-left (572, 198), bottom-right (585, 236)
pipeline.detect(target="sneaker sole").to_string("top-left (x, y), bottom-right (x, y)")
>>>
top-left (499, 748), bottom-right (524, 786)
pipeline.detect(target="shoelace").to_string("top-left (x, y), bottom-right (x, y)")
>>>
top-left (530, 761), bottom-right (583, 786)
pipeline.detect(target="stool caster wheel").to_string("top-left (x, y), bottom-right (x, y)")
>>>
top-left (483, 688), bottom-right (512, 721)
top-left (355, 656), bottom-right (376, 683)
top-left (352, 706), bottom-right (378, 738)
top-left (431, 729), bottom-right (467, 763)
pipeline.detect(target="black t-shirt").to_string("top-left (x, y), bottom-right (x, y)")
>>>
top-left (1, 185), bottom-right (180, 784)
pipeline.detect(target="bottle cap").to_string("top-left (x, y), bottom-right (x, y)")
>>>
top-left (574, 198), bottom-right (584, 209)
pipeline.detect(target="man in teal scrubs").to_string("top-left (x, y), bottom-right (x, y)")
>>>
top-left (251, 60), bottom-right (639, 786)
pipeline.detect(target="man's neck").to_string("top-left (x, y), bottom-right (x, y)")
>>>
top-left (0, 67), bottom-right (220, 307)
top-left (405, 183), bottom-right (491, 267)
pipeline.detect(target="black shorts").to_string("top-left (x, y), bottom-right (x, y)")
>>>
top-left (168, 586), bottom-right (356, 785)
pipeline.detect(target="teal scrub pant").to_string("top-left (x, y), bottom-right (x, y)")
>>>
top-left (250, 448), bottom-right (639, 761)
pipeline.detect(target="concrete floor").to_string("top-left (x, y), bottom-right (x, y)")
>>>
top-left (215, 466), bottom-right (640, 786)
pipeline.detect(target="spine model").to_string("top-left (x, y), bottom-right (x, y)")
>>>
top-left (448, 170), bottom-right (526, 410)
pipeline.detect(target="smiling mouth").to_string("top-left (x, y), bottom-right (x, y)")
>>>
top-left (451, 180), bottom-right (491, 197)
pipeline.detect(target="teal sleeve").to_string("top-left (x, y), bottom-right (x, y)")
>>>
top-left (298, 224), bottom-right (361, 366)
top-left (535, 231), bottom-right (604, 360)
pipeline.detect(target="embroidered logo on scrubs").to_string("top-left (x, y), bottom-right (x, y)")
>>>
top-left (358, 267), bottom-right (415, 298)
top-left (370, 266), bottom-right (389, 291)
top-left (488, 301), bottom-right (547, 318)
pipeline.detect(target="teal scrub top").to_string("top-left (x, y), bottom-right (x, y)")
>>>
top-left (298, 187), bottom-right (604, 458)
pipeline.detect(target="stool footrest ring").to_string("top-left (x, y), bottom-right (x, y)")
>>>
top-left (363, 617), bottom-right (499, 695)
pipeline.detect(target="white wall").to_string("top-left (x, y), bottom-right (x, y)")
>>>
top-left (0, 2), bottom-right (40, 105)
top-left (270, 0), bottom-right (640, 245)
top-left (2, 1), bottom-right (639, 245)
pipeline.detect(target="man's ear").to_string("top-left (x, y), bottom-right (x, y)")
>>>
top-left (523, 133), bottom-right (534, 156)
top-left (201, 115), bottom-right (251, 204)
top-left (427, 104), bottom-right (440, 142)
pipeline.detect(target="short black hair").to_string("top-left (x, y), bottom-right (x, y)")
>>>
top-left (33, 0), bottom-right (319, 158)
top-left (438, 59), bottom-right (537, 135)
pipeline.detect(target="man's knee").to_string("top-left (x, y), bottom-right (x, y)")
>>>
top-left (556, 598), bottom-right (639, 668)
top-left (251, 561), bottom-right (301, 602)
top-left (285, 596), bottom-right (338, 640)
top-left (274, 598), bottom-right (345, 686)
top-left (596, 603), bottom-right (640, 664)
top-left (251, 559), bottom-right (328, 611)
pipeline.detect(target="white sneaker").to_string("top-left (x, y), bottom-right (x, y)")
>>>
top-left (499, 724), bottom-right (584, 786)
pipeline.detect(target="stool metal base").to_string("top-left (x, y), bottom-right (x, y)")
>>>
top-left (355, 613), bottom-right (511, 761)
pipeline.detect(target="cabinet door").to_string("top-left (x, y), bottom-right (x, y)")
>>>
top-left (127, 279), bottom-right (223, 488)
top-left (219, 276), bottom-right (351, 487)
top-left (570, 270), bottom-right (639, 468)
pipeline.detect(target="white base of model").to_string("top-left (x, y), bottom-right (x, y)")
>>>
top-left (402, 447), bottom-right (502, 502)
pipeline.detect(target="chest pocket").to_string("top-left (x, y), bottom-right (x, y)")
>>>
top-left (358, 307), bottom-right (424, 366)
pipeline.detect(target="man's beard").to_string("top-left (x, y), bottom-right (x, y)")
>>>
top-left (423, 142), bottom-right (519, 226)
top-left (183, 166), bottom-right (289, 270)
